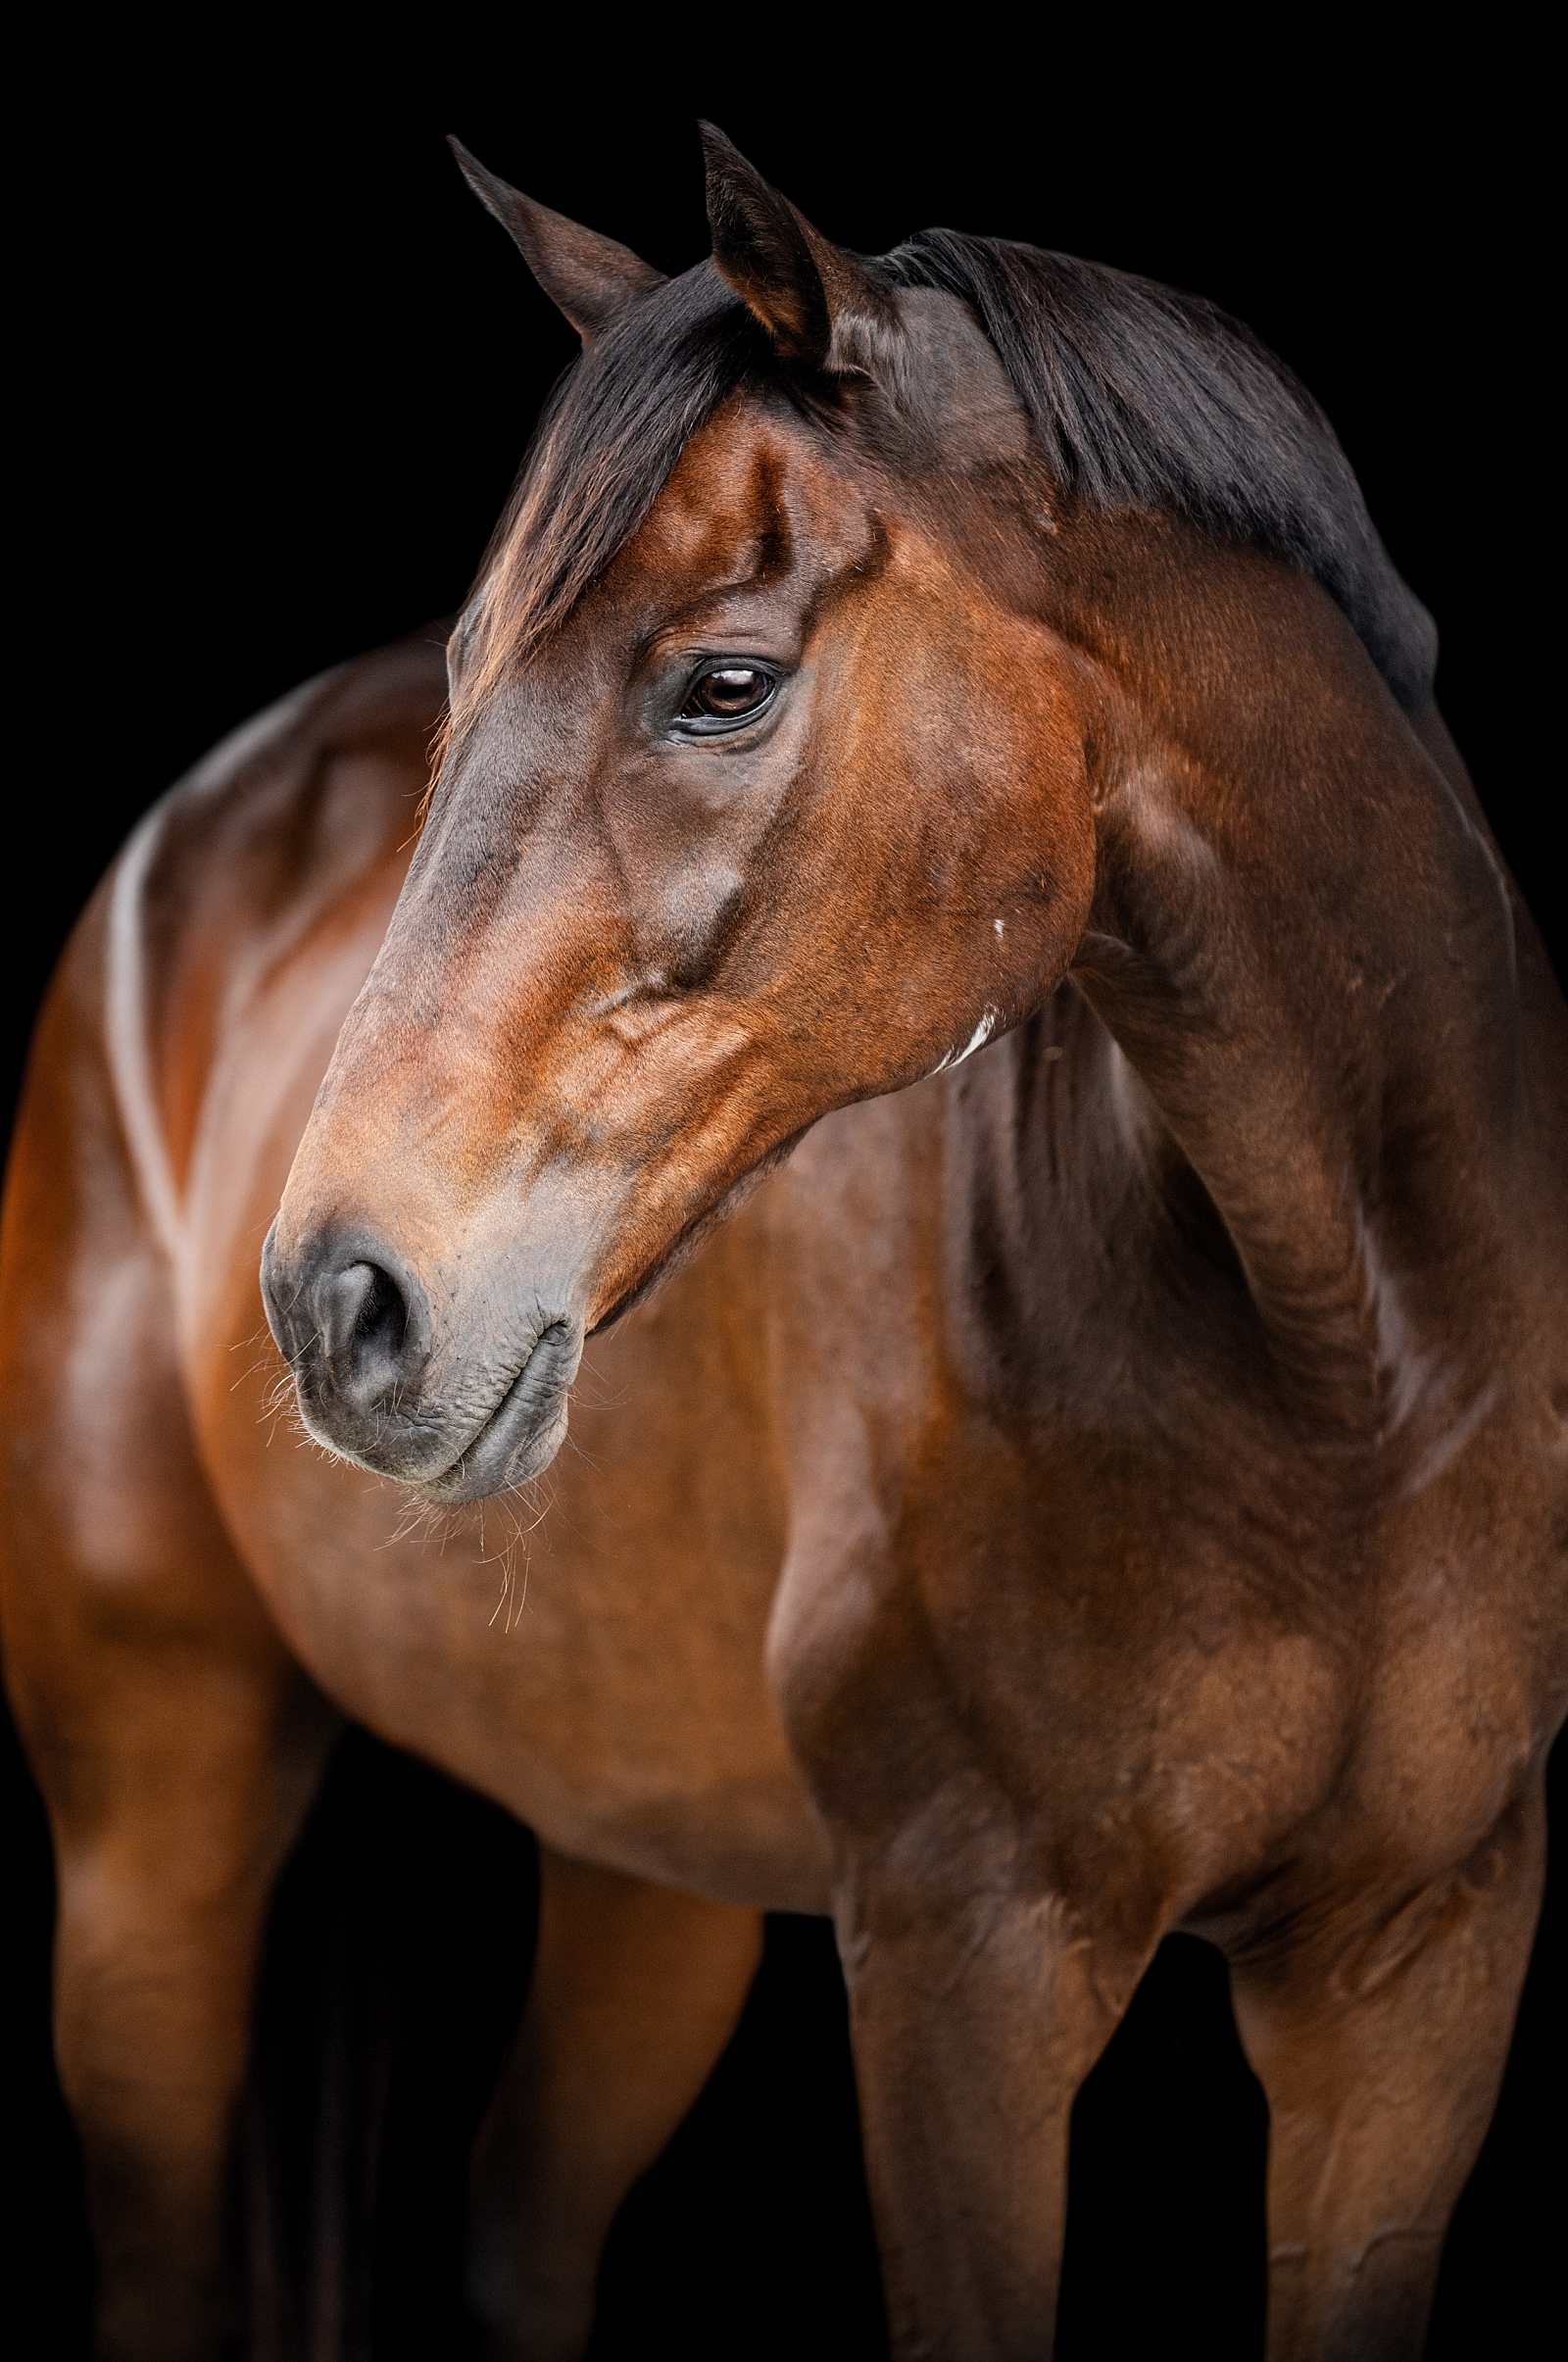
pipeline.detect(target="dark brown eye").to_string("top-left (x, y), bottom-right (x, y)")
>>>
top-left (680, 664), bottom-right (775, 721)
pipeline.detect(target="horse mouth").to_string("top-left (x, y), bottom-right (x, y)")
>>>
top-left (413, 1317), bottom-right (582, 1502)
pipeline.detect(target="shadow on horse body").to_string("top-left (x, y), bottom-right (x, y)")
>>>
top-left (3, 128), bottom-right (1563, 2361)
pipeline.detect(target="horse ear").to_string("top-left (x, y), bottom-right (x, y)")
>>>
top-left (699, 123), bottom-right (901, 381)
top-left (448, 137), bottom-right (666, 342)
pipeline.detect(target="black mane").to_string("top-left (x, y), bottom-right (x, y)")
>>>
top-left (885, 230), bottom-right (1436, 707)
top-left (452, 233), bottom-right (1436, 734)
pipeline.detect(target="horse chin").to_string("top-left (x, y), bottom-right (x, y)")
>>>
top-left (414, 1316), bottom-right (582, 1502)
top-left (416, 1398), bottom-right (571, 1502)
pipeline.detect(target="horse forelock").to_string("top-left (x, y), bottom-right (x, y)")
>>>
top-left (438, 225), bottom-right (1438, 784)
top-left (441, 262), bottom-right (768, 766)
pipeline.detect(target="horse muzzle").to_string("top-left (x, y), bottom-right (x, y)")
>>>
top-left (259, 1219), bottom-right (582, 1499)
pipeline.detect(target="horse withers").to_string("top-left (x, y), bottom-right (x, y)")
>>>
top-left (3, 127), bottom-right (1562, 2360)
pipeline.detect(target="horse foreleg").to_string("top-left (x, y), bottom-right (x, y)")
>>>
top-left (1228, 1780), bottom-right (1547, 2362)
top-left (44, 1659), bottom-right (336, 2362)
top-left (465, 1845), bottom-right (762, 2362)
top-left (834, 1857), bottom-right (1149, 2362)
top-left (1, 1372), bottom-right (337, 2361)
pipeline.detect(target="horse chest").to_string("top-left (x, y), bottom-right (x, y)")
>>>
top-left (189, 1230), bottom-right (832, 1910)
top-left (759, 1087), bottom-right (1385, 1911)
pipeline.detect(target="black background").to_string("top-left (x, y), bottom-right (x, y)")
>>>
top-left (7, 28), bottom-right (1561, 2358)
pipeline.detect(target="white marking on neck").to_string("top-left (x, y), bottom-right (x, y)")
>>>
top-left (930, 1008), bottom-right (998, 1076)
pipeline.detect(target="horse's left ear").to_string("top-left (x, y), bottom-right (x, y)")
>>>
top-left (449, 137), bottom-right (666, 341)
top-left (699, 123), bottom-right (902, 384)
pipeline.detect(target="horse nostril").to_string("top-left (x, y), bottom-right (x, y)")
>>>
top-left (261, 1223), bottom-right (434, 1445)
top-left (350, 1262), bottom-right (408, 1359)
top-left (316, 1255), bottom-right (422, 1409)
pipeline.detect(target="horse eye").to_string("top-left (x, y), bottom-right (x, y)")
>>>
top-left (681, 665), bottom-right (774, 721)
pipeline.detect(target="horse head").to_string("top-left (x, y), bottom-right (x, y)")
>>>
top-left (261, 128), bottom-right (1097, 1498)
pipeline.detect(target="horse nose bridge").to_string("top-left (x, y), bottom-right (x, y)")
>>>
top-left (305, 972), bottom-right (560, 1181)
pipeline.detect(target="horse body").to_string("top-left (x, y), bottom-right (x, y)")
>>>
top-left (3, 126), bottom-right (1564, 2362)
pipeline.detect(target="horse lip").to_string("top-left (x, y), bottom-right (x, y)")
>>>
top-left (412, 1316), bottom-right (581, 1502)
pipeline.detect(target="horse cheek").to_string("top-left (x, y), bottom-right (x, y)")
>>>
top-left (983, 688), bottom-right (1097, 1013)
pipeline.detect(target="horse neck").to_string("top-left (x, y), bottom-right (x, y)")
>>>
top-left (1036, 524), bottom-right (1526, 1459)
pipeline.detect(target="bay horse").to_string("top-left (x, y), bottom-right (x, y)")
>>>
top-left (2, 124), bottom-right (1563, 2361)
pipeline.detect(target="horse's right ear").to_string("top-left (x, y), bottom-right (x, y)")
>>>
top-left (448, 137), bottom-right (666, 342)
top-left (700, 123), bottom-right (902, 385)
